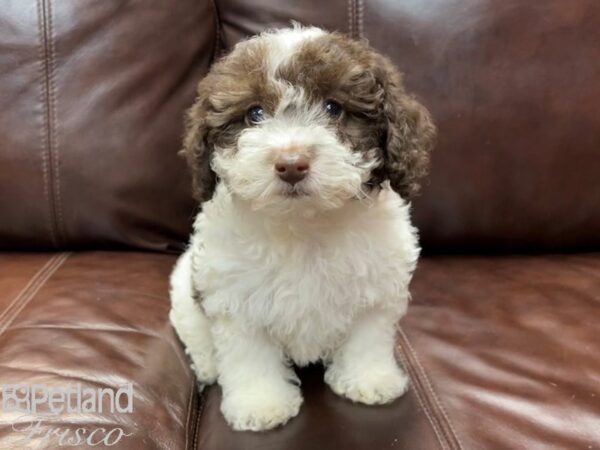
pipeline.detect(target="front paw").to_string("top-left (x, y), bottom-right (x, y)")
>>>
top-left (221, 381), bottom-right (303, 431)
top-left (325, 363), bottom-right (409, 405)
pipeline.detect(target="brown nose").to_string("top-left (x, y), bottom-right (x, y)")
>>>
top-left (274, 154), bottom-right (310, 185)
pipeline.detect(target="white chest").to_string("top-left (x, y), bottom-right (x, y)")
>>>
top-left (192, 193), bottom-right (419, 365)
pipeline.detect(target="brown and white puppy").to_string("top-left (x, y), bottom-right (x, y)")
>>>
top-left (170, 25), bottom-right (435, 432)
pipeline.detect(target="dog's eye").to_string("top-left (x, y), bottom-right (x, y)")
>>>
top-left (246, 105), bottom-right (265, 124)
top-left (324, 100), bottom-right (343, 118)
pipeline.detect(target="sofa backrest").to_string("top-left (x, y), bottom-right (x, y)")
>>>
top-left (1, 0), bottom-right (599, 252)
top-left (216, 0), bottom-right (600, 253)
top-left (0, 0), bottom-right (215, 251)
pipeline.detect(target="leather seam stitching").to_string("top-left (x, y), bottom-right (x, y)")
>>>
top-left (184, 376), bottom-right (196, 450)
top-left (348, 0), bottom-right (364, 39)
top-left (193, 387), bottom-right (207, 449)
top-left (209, 0), bottom-right (222, 62)
top-left (0, 254), bottom-right (59, 325)
top-left (0, 253), bottom-right (70, 338)
top-left (399, 328), bottom-right (465, 449)
top-left (397, 326), bottom-right (464, 450)
top-left (395, 341), bottom-right (449, 450)
top-left (348, 0), bottom-right (355, 38)
top-left (46, 0), bottom-right (66, 245)
top-left (36, 0), bottom-right (58, 247)
top-left (356, 0), bottom-right (364, 39)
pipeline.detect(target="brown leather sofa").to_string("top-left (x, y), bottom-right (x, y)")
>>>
top-left (1, 1), bottom-right (599, 449)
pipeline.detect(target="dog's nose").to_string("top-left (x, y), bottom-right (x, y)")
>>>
top-left (274, 154), bottom-right (310, 185)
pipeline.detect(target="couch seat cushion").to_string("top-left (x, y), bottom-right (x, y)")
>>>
top-left (195, 254), bottom-right (600, 450)
top-left (0, 252), bottom-right (195, 450)
top-left (2, 253), bottom-right (598, 449)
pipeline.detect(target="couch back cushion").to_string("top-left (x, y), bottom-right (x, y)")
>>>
top-left (0, 0), bottom-right (215, 250)
top-left (217, 0), bottom-right (600, 252)
top-left (2, 1), bottom-right (599, 252)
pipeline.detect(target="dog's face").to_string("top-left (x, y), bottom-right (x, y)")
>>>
top-left (184, 27), bottom-right (435, 213)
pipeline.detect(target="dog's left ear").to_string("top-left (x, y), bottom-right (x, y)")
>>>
top-left (375, 55), bottom-right (437, 200)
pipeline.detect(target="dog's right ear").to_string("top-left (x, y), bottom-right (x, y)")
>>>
top-left (181, 78), bottom-right (217, 204)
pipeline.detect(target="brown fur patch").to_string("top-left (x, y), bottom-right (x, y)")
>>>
top-left (182, 30), bottom-right (436, 203)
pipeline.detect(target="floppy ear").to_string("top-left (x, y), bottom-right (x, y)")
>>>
top-left (181, 78), bottom-right (217, 204)
top-left (376, 56), bottom-right (436, 200)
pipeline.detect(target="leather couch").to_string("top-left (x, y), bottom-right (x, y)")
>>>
top-left (1, 1), bottom-right (598, 449)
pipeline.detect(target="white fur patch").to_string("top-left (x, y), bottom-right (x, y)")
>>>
top-left (213, 118), bottom-right (378, 214)
top-left (169, 249), bottom-right (217, 383)
top-left (261, 25), bottom-right (325, 78)
top-left (171, 188), bottom-right (419, 430)
top-left (192, 188), bottom-right (418, 365)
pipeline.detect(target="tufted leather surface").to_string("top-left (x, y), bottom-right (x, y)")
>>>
top-left (2, 253), bottom-right (599, 449)
top-left (2, 1), bottom-right (599, 252)
top-left (406, 255), bottom-right (600, 449)
top-left (215, 0), bottom-right (351, 49)
top-left (364, 0), bottom-right (600, 253)
top-left (0, 252), bottom-right (196, 450)
top-left (0, 0), bottom-right (214, 251)
top-left (216, 0), bottom-right (600, 253)
top-left (4, 253), bottom-right (594, 448)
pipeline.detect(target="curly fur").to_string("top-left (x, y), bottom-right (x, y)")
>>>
top-left (182, 28), bottom-right (435, 203)
top-left (170, 25), bottom-right (435, 432)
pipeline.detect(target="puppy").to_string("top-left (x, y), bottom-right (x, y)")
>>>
top-left (170, 25), bottom-right (435, 432)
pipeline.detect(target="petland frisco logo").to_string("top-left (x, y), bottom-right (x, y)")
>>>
top-left (1, 383), bottom-right (134, 447)
top-left (3, 383), bottom-right (133, 414)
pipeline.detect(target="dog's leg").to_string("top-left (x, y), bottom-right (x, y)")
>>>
top-left (169, 249), bottom-right (217, 384)
top-left (212, 318), bottom-right (303, 431)
top-left (325, 307), bottom-right (409, 405)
